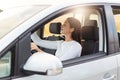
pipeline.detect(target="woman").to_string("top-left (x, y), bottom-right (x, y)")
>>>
top-left (31, 17), bottom-right (82, 61)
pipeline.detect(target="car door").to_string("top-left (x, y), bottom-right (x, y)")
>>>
top-left (12, 55), bottom-right (117, 80)
top-left (12, 4), bottom-right (118, 80)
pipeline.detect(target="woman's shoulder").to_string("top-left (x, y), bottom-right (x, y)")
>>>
top-left (72, 40), bottom-right (82, 48)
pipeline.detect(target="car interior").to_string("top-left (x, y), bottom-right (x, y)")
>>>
top-left (32, 20), bottom-right (99, 58)
top-left (40, 22), bottom-right (64, 55)
top-left (31, 9), bottom-right (101, 61)
top-left (81, 20), bottom-right (99, 56)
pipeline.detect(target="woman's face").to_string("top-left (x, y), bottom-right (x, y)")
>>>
top-left (61, 20), bottom-right (74, 35)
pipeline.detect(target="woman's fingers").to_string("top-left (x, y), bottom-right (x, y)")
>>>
top-left (31, 43), bottom-right (38, 50)
top-left (31, 43), bottom-right (43, 52)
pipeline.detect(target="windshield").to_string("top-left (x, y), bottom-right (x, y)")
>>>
top-left (0, 5), bottom-right (49, 39)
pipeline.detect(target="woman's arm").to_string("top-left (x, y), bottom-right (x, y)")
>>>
top-left (31, 32), bottom-right (59, 49)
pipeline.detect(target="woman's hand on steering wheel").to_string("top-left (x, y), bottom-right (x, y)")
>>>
top-left (31, 43), bottom-right (43, 53)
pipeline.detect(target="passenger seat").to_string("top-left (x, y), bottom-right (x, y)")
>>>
top-left (81, 20), bottom-right (99, 56)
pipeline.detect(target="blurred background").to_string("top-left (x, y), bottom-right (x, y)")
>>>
top-left (0, 0), bottom-right (120, 10)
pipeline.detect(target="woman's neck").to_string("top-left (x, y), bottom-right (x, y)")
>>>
top-left (65, 34), bottom-right (73, 42)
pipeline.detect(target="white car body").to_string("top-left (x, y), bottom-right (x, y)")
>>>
top-left (0, 1), bottom-right (120, 80)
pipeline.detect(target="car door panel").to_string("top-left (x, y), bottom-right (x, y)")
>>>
top-left (12, 55), bottom-right (117, 80)
top-left (116, 54), bottom-right (120, 80)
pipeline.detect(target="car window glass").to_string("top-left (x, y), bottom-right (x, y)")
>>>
top-left (89, 14), bottom-right (99, 25)
top-left (89, 12), bottom-right (103, 51)
top-left (0, 51), bottom-right (11, 78)
top-left (112, 8), bottom-right (120, 47)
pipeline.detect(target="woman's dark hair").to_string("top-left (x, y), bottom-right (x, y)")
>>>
top-left (67, 17), bottom-right (81, 44)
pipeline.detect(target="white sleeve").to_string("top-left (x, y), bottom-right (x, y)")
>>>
top-left (31, 32), bottom-right (59, 49)
top-left (59, 45), bottom-right (82, 61)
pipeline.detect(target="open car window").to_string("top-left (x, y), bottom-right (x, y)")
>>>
top-left (31, 6), bottom-right (105, 62)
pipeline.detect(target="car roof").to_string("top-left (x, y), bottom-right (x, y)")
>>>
top-left (0, 0), bottom-right (120, 10)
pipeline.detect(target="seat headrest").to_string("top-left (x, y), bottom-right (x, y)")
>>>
top-left (82, 20), bottom-right (99, 41)
top-left (84, 20), bottom-right (97, 27)
top-left (49, 22), bottom-right (61, 34)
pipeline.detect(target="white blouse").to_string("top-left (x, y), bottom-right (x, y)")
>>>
top-left (31, 32), bottom-right (82, 61)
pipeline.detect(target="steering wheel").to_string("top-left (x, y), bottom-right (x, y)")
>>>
top-left (31, 49), bottom-right (38, 54)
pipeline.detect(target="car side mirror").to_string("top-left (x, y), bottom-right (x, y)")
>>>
top-left (23, 52), bottom-right (63, 76)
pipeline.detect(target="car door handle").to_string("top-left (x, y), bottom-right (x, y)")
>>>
top-left (103, 75), bottom-right (115, 80)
